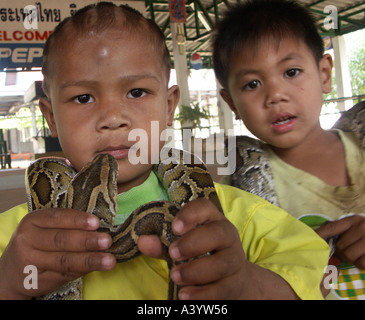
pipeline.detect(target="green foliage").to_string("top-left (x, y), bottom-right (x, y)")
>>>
top-left (349, 46), bottom-right (365, 96)
top-left (175, 102), bottom-right (209, 128)
top-left (324, 38), bottom-right (365, 103)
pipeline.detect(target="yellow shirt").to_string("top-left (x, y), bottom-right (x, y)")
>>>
top-left (268, 130), bottom-right (365, 219)
top-left (0, 183), bottom-right (329, 300)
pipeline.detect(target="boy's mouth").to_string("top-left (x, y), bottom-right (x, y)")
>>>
top-left (98, 145), bottom-right (130, 160)
top-left (273, 115), bottom-right (295, 125)
top-left (271, 113), bottom-right (297, 133)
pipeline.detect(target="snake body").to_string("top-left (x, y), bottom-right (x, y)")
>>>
top-left (25, 148), bottom-right (222, 300)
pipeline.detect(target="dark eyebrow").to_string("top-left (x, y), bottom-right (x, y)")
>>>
top-left (60, 74), bottom-right (160, 90)
top-left (121, 74), bottom-right (160, 82)
top-left (60, 80), bottom-right (98, 89)
top-left (233, 52), bottom-right (306, 79)
top-left (233, 68), bottom-right (259, 81)
top-left (278, 53), bottom-right (305, 64)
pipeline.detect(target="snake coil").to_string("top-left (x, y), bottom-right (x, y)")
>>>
top-left (25, 148), bottom-right (222, 300)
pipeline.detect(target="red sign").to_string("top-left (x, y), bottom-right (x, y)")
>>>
top-left (168, 0), bottom-right (186, 23)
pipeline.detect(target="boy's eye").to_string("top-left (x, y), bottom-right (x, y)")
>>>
top-left (127, 88), bottom-right (147, 98)
top-left (74, 94), bottom-right (95, 104)
top-left (285, 68), bottom-right (301, 78)
top-left (244, 80), bottom-right (261, 90)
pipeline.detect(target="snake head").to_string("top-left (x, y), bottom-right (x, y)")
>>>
top-left (66, 154), bottom-right (119, 225)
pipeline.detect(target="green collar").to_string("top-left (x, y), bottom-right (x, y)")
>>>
top-left (114, 171), bottom-right (169, 225)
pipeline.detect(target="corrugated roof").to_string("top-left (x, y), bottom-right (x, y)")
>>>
top-left (146, 0), bottom-right (365, 67)
top-left (1, 0), bottom-right (364, 116)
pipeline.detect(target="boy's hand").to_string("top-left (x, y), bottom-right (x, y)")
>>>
top-left (316, 214), bottom-right (365, 269)
top-left (0, 208), bottom-right (115, 299)
top-left (168, 199), bottom-right (247, 299)
top-left (139, 198), bottom-right (247, 299)
top-left (139, 198), bottom-right (299, 300)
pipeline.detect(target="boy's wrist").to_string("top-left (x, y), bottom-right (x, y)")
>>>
top-left (0, 279), bottom-right (31, 300)
top-left (0, 260), bottom-right (32, 300)
top-left (240, 261), bottom-right (299, 300)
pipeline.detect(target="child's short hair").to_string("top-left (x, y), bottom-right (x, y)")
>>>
top-left (42, 2), bottom-right (171, 97)
top-left (212, 0), bottom-right (324, 90)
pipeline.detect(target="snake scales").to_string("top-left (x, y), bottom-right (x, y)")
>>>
top-left (25, 148), bottom-right (222, 300)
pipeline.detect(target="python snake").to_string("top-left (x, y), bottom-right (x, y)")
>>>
top-left (25, 148), bottom-right (222, 300)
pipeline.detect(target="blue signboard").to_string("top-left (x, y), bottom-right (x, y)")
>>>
top-left (0, 43), bottom-right (44, 69)
top-left (0, 0), bottom-right (145, 71)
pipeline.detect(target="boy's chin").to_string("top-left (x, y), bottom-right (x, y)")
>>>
top-left (267, 139), bottom-right (301, 151)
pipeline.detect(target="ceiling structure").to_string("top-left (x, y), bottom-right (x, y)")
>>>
top-left (0, 95), bottom-right (24, 118)
top-left (1, 0), bottom-right (365, 117)
top-left (146, 0), bottom-right (365, 68)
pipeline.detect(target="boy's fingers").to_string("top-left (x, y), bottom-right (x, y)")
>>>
top-left (315, 215), bottom-right (358, 240)
top-left (27, 208), bottom-right (100, 231)
top-left (336, 229), bottom-right (362, 253)
top-left (337, 238), bottom-right (365, 266)
top-left (170, 199), bottom-right (239, 261)
top-left (171, 246), bottom-right (241, 286)
top-left (177, 275), bottom-right (243, 300)
top-left (34, 251), bottom-right (116, 274)
top-left (137, 235), bottom-right (164, 259)
top-left (172, 199), bottom-right (223, 236)
top-left (354, 256), bottom-right (365, 270)
top-left (27, 252), bottom-right (115, 297)
top-left (169, 219), bottom-right (236, 261)
top-left (33, 229), bottom-right (112, 252)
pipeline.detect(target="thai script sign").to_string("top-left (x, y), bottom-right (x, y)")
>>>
top-left (0, 0), bottom-right (145, 70)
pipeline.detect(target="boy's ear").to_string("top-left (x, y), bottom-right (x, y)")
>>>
top-left (320, 53), bottom-right (333, 94)
top-left (166, 85), bottom-right (180, 126)
top-left (39, 97), bottom-right (58, 138)
top-left (220, 89), bottom-right (240, 120)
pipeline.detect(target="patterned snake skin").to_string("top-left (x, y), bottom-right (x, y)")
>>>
top-left (25, 148), bottom-right (223, 300)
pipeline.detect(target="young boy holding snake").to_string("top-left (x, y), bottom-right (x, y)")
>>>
top-left (213, 0), bottom-right (365, 299)
top-left (0, 2), bottom-right (329, 300)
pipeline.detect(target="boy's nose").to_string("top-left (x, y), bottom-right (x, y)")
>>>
top-left (265, 82), bottom-right (287, 107)
top-left (96, 101), bottom-right (131, 131)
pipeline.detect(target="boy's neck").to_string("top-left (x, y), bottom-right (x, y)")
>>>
top-left (117, 169), bottom-right (152, 194)
top-left (270, 128), bottom-right (350, 187)
top-left (270, 127), bottom-right (332, 160)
